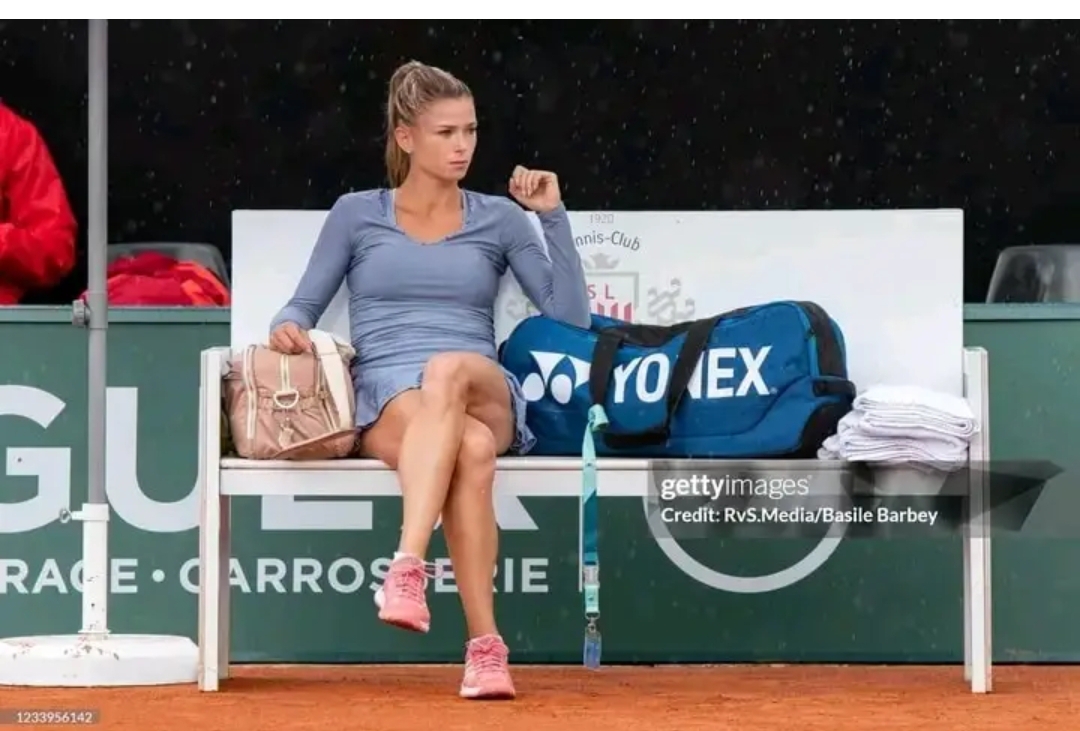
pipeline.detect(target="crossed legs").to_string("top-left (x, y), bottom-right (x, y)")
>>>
top-left (360, 352), bottom-right (516, 699)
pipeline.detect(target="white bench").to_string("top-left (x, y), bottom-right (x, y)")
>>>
top-left (196, 345), bottom-right (993, 694)
top-left (201, 207), bottom-right (989, 692)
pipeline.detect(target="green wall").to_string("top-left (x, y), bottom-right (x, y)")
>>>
top-left (0, 304), bottom-right (1077, 663)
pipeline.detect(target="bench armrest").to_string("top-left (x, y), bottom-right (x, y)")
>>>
top-left (199, 347), bottom-right (229, 490)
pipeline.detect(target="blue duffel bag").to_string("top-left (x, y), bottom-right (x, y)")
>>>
top-left (499, 300), bottom-right (857, 458)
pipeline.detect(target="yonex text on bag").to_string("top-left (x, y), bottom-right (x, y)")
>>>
top-left (523, 346), bottom-right (773, 406)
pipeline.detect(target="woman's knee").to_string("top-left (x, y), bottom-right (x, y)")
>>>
top-left (422, 353), bottom-right (471, 406)
top-left (455, 421), bottom-right (498, 483)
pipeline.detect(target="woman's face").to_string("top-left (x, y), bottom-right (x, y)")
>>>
top-left (396, 96), bottom-right (477, 182)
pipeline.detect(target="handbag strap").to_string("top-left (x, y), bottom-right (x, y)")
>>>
top-left (307, 329), bottom-right (352, 431)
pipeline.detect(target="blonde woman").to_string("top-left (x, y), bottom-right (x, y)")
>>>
top-left (269, 60), bottom-right (590, 699)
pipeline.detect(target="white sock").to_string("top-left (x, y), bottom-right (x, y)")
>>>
top-left (393, 551), bottom-right (417, 562)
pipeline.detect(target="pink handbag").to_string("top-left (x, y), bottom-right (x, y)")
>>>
top-left (223, 330), bottom-right (357, 460)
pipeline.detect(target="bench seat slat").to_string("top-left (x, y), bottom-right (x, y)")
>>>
top-left (219, 457), bottom-right (848, 471)
top-left (220, 465), bottom-right (650, 497)
top-left (220, 456), bottom-right (649, 471)
top-left (217, 457), bottom-right (853, 498)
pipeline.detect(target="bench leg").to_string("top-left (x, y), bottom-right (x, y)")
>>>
top-left (962, 519), bottom-right (972, 683)
top-left (966, 479), bottom-right (993, 693)
top-left (962, 346), bottom-right (992, 693)
top-left (198, 489), bottom-right (222, 691)
top-left (219, 495), bottom-right (232, 681)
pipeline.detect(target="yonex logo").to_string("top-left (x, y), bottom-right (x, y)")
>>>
top-left (520, 352), bottom-right (592, 405)
top-left (519, 346), bottom-right (774, 405)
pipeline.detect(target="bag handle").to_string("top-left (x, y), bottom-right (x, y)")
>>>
top-left (588, 315), bottom-right (722, 449)
top-left (307, 330), bottom-right (353, 431)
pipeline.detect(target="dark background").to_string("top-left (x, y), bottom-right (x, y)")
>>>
top-left (2, 20), bottom-right (1078, 304)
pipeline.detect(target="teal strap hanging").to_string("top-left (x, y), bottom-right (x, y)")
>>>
top-left (581, 404), bottom-right (608, 669)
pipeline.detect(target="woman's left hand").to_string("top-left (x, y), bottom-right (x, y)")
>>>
top-left (509, 166), bottom-right (562, 213)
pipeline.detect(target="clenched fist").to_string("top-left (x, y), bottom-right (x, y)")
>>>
top-left (509, 165), bottom-right (562, 213)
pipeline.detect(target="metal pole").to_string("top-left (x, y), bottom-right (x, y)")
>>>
top-left (86, 20), bottom-right (108, 506)
top-left (76, 18), bottom-right (111, 636)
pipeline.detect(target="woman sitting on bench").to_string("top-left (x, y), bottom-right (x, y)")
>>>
top-left (267, 60), bottom-right (591, 700)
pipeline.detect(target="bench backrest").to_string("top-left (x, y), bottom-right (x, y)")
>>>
top-left (231, 207), bottom-right (964, 395)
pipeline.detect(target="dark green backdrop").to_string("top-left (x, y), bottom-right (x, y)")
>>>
top-left (0, 304), bottom-right (1077, 663)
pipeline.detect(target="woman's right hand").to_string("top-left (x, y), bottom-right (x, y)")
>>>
top-left (269, 322), bottom-right (312, 354)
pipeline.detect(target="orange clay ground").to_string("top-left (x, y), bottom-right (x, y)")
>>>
top-left (4, 664), bottom-right (1077, 730)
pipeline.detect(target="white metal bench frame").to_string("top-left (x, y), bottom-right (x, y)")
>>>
top-left (196, 346), bottom-right (993, 693)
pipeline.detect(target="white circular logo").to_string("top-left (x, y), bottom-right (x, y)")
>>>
top-left (642, 495), bottom-right (848, 594)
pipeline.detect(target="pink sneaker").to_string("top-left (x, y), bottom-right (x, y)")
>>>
top-left (374, 555), bottom-right (435, 633)
top-left (460, 634), bottom-right (516, 700)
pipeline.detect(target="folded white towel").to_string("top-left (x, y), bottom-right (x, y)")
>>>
top-left (831, 431), bottom-right (969, 462)
top-left (816, 384), bottom-right (978, 474)
top-left (819, 432), bottom-right (967, 471)
top-left (852, 384), bottom-right (978, 438)
top-left (837, 413), bottom-right (972, 449)
top-left (857, 408), bottom-right (977, 439)
top-left (854, 384), bottom-right (975, 417)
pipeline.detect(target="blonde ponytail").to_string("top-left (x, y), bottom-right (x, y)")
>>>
top-left (384, 137), bottom-right (410, 188)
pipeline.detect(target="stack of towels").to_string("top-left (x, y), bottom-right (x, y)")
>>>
top-left (819, 384), bottom-right (980, 471)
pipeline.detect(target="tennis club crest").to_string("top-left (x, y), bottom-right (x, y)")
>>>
top-left (499, 216), bottom-right (697, 328)
top-left (584, 253), bottom-right (639, 321)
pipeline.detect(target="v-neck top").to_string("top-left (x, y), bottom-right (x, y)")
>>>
top-left (269, 188), bottom-right (591, 433)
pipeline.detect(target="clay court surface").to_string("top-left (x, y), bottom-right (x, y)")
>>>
top-left (7, 664), bottom-right (1078, 730)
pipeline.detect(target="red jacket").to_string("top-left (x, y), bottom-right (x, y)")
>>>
top-left (80, 252), bottom-right (230, 307)
top-left (0, 103), bottom-right (77, 304)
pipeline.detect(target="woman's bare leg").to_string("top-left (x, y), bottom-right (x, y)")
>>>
top-left (442, 418), bottom-right (505, 640)
top-left (361, 352), bottom-right (517, 698)
top-left (395, 356), bottom-right (473, 559)
top-left (440, 354), bottom-right (514, 641)
top-left (365, 413), bottom-right (506, 640)
top-left (363, 353), bottom-right (515, 631)
top-left (439, 359), bottom-right (516, 701)
top-left (367, 410), bottom-right (508, 640)
top-left (392, 352), bottom-right (515, 560)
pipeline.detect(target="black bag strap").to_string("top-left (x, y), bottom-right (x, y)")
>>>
top-left (813, 378), bottom-right (857, 398)
top-left (589, 315), bottom-right (723, 449)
